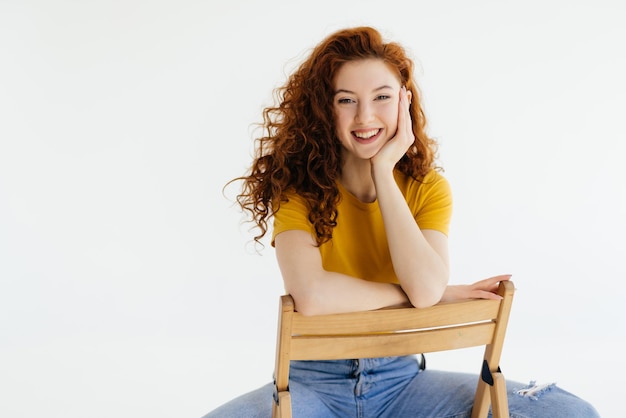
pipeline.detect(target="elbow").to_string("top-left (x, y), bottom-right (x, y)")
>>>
top-left (290, 292), bottom-right (313, 315)
top-left (289, 293), bottom-right (323, 316)
top-left (404, 277), bottom-right (448, 309)
top-left (285, 283), bottom-right (326, 316)
top-left (407, 292), bottom-right (442, 309)
top-left (283, 270), bottom-right (333, 316)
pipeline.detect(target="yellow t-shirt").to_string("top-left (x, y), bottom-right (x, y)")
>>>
top-left (271, 169), bottom-right (452, 284)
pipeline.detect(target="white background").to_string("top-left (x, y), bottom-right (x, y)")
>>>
top-left (1, 1), bottom-right (624, 417)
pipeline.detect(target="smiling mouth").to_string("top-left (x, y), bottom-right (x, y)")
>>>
top-left (352, 129), bottom-right (381, 142)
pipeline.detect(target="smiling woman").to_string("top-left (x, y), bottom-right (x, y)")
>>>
top-left (202, 26), bottom-right (600, 418)
top-left (333, 59), bottom-right (407, 162)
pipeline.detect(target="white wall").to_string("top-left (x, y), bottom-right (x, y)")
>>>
top-left (1, 1), bottom-right (624, 417)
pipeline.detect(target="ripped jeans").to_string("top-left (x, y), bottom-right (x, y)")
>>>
top-left (204, 355), bottom-right (599, 418)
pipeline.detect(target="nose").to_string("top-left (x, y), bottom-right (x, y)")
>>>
top-left (355, 102), bottom-right (374, 124)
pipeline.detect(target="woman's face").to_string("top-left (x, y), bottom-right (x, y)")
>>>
top-left (332, 58), bottom-right (405, 162)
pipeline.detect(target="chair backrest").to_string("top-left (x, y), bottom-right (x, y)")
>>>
top-left (272, 280), bottom-right (515, 418)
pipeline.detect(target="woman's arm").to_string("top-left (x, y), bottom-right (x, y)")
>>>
top-left (275, 229), bottom-right (510, 314)
top-left (370, 87), bottom-right (449, 307)
top-left (274, 229), bottom-right (410, 316)
top-left (373, 173), bottom-right (450, 308)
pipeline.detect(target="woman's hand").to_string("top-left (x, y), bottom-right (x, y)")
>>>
top-left (370, 86), bottom-right (414, 173)
top-left (439, 274), bottom-right (512, 303)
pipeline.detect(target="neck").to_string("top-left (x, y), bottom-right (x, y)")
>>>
top-left (340, 159), bottom-right (377, 203)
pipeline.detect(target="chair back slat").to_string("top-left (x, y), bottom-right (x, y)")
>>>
top-left (291, 299), bottom-right (500, 335)
top-left (290, 321), bottom-right (496, 360)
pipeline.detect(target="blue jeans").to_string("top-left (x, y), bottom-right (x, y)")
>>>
top-left (204, 355), bottom-right (599, 417)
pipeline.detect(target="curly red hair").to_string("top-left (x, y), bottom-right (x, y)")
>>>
top-left (231, 26), bottom-right (439, 247)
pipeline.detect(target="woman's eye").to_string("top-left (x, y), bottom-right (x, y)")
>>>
top-left (337, 98), bottom-right (355, 104)
top-left (376, 95), bottom-right (391, 101)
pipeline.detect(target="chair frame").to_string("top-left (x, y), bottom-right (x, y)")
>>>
top-left (272, 280), bottom-right (515, 418)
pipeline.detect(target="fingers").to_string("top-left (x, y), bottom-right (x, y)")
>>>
top-left (491, 274), bottom-right (512, 281)
top-left (372, 87), bottom-right (413, 168)
top-left (474, 274), bottom-right (511, 287)
top-left (475, 290), bottom-right (503, 300)
top-left (399, 86), bottom-right (414, 145)
top-left (464, 274), bottom-right (512, 299)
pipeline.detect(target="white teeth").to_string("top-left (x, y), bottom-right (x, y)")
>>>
top-left (354, 129), bottom-right (379, 139)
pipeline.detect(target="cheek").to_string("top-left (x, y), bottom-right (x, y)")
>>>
top-left (334, 109), bottom-right (353, 130)
top-left (382, 107), bottom-right (399, 129)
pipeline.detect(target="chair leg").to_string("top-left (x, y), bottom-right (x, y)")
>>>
top-left (272, 391), bottom-right (292, 418)
top-left (471, 379), bottom-right (490, 418)
top-left (490, 372), bottom-right (510, 418)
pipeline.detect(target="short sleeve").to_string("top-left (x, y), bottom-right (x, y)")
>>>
top-left (271, 194), bottom-right (315, 247)
top-left (407, 170), bottom-right (453, 236)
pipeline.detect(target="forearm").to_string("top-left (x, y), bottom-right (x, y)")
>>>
top-left (373, 170), bottom-right (449, 307)
top-left (283, 270), bottom-right (410, 316)
top-left (275, 231), bottom-right (410, 316)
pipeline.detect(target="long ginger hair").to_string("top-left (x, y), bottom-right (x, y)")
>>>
top-left (232, 26), bottom-right (439, 247)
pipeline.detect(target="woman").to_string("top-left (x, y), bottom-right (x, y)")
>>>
top-left (205, 26), bottom-right (599, 417)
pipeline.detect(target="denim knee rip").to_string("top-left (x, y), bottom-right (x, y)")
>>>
top-left (514, 381), bottom-right (556, 400)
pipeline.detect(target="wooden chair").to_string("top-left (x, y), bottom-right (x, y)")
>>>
top-left (272, 280), bottom-right (515, 418)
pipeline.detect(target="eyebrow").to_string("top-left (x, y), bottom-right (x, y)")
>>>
top-left (334, 85), bottom-right (394, 95)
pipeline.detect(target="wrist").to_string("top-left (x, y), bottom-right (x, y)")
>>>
top-left (370, 162), bottom-right (395, 185)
